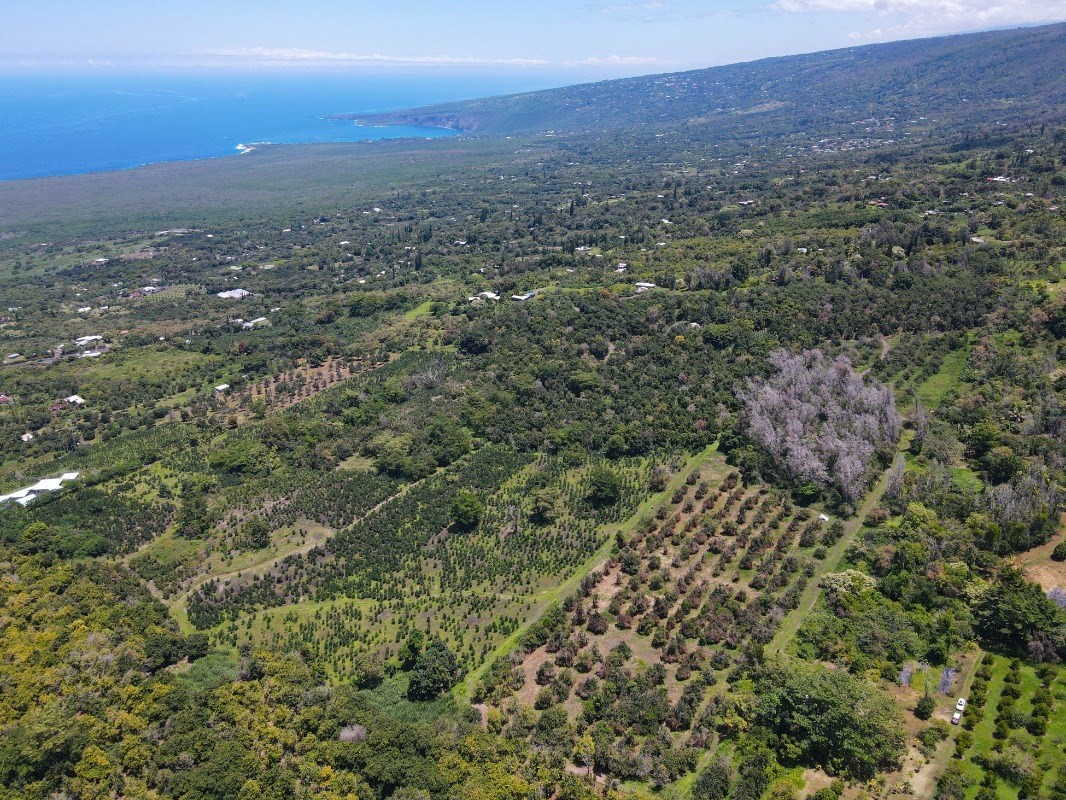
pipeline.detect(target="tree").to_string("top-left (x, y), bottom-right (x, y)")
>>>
top-left (450, 490), bottom-right (485, 530)
top-left (458, 326), bottom-right (491, 354)
top-left (18, 522), bottom-right (53, 554)
top-left (587, 465), bottom-right (622, 508)
top-left (348, 293), bottom-right (384, 318)
top-left (427, 417), bottom-right (471, 467)
top-left (936, 763), bottom-right (970, 800)
top-left (242, 516), bottom-right (270, 550)
top-left (528, 487), bottom-right (561, 524)
top-left (986, 467), bottom-right (1061, 554)
top-left (756, 659), bottom-right (906, 780)
top-left (407, 638), bottom-right (461, 700)
top-left (572, 733), bottom-right (596, 778)
top-left (738, 349), bottom-right (900, 502)
top-left (734, 746), bottom-right (774, 800)
top-left (373, 433), bottom-right (436, 480)
top-left (981, 446), bottom-right (1023, 484)
top-left (693, 758), bottom-right (733, 800)
top-left (535, 661), bottom-right (556, 686)
top-left (185, 632), bottom-right (211, 661)
top-left (71, 744), bottom-right (113, 800)
top-left (915, 692), bottom-right (937, 721)
top-left (176, 484), bottom-right (211, 539)
top-left (399, 629), bottom-right (425, 670)
top-left (207, 440), bottom-right (273, 476)
top-left (352, 652), bottom-right (384, 689)
top-left (975, 569), bottom-right (1065, 660)
top-left (811, 784), bottom-right (845, 800)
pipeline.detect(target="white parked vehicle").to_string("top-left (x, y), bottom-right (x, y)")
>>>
top-left (956, 698), bottom-right (967, 712)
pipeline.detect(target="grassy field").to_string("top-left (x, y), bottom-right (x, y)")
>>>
top-left (163, 518), bottom-right (337, 633)
top-left (961, 656), bottom-right (1009, 800)
top-left (915, 347), bottom-right (969, 409)
top-left (950, 466), bottom-right (984, 493)
top-left (956, 655), bottom-right (1066, 800)
top-left (403, 300), bottom-right (435, 319)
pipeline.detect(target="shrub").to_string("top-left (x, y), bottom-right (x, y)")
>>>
top-left (917, 722), bottom-right (950, 757)
top-left (693, 758), bottom-right (733, 800)
top-left (955, 731), bottom-right (973, 756)
top-left (915, 694), bottom-right (937, 720)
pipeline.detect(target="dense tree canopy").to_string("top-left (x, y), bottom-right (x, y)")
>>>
top-left (755, 659), bottom-right (906, 779)
top-left (976, 569), bottom-right (1066, 661)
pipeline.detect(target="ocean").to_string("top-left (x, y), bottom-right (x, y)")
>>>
top-left (0, 71), bottom-right (560, 182)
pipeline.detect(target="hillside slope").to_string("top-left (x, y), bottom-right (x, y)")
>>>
top-left (341, 23), bottom-right (1066, 136)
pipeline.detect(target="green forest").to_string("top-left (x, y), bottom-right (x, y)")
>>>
top-left (0, 22), bottom-right (1063, 800)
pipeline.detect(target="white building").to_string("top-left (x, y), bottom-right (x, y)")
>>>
top-left (217, 289), bottom-right (250, 300)
top-left (0, 472), bottom-right (79, 506)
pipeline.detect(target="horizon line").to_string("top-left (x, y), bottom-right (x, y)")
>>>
top-left (1, 19), bottom-right (1062, 76)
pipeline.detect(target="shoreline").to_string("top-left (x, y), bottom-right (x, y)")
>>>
top-left (0, 125), bottom-right (459, 184)
top-left (328, 112), bottom-right (469, 135)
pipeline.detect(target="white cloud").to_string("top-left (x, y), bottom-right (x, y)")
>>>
top-left (203, 47), bottom-right (552, 67)
top-left (571, 54), bottom-right (661, 64)
top-left (596, 1), bottom-right (666, 20)
top-left (591, 1), bottom-right (739, 22)
top-left (194, 48), bottom-right (664, 70)
top-left (776, 0), bottom-right (1066, 36)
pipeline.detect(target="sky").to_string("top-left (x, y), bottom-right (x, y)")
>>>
top-left (2, 0), bottom-right (1063, 78)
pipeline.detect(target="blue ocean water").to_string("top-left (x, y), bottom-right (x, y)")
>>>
top-left (0, 72), bottom-right (557, 181)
